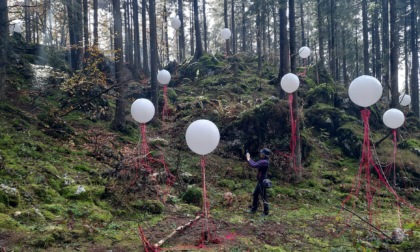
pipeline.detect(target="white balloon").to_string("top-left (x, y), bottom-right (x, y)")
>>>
top-left (130, 98), bottom-right (155, 123)
top-left (186, 119), bottom-right (220, 155)
top-left (221, 28), bottom-right (231, 40)
top-left (157, 70), bottom-right (171, 85)
top-left (280, 73), bottom-right (300, 93)
top-left (13, 23), bottom-right (22, 34)
top-left (298, 46), bottom-right (311, 58)
top-left (399, 94), bottom-right (411, 106)
top-left (348, 75), bottom-right (383, 107)
top-left (171, 17), bottom-right (181, 30)
top-left (383, 108), bottom-right (405, 129)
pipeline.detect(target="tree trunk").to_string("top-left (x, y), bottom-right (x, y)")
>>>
top-left (149, 0), bottom-right (159, 108)
top-left (132, 0), bottom-right (142, 74)
top-left (190, 4), bottom-right (194, 56)
top-left (342, 28), bottom-right (348, 85)
top-left (231, 0), bottom-right (236, 54)
top-left (142, 0), bottom-right (149, 75)
top-left (164, 0), bottom-right (169, 63)
top-left (278, 0), bottom-right (288, 97)
top-left (24, 0), bottom-right (31, 43)
top-left (0, 0), bottom-right (9, 99)
top-left (317, 0), bottom-right (325, 63)
top-left (202, 0), bottom-right (208, 52)
top-left (75, 0), bottom-right (84, 70)
top-left (66, 0), bottom-right (78, 72)
top-left (177, 0), bottom-right (185, 61)
top-left (83, 0), bottom-right (89, 52)
top-left (224, 0), bottom-right (230, 55)
top-left (241, 0), bottom-right (246, 52)
top-left (300, 0), bottom-right (305, 46)
top-left (289, 0), bottom-right (296, 73)
top-left (112, 0), bottom-right (128, 131)
top-left (404, 1), bottom-right (409, 94)
top-left (382, 0), bottom-right (390, 100)
top-left (93, 0), bottom-right (98, 46)
top-left (330, 0), bottom-right (336, 80)
top-left (355, 19), bottom-right (359, 77)
top-left (256, 5), bottom-right (262, 76)
top-left (362, 0), bottom-right (369, 74)
top-left (193, 0), bottom-right (203, 60)
top-left (389, 0), bottom-right (399, 108)
top-left (410, 0), bottom-right (419, 117)
top-left (373, 0), bottom-right (381, 80)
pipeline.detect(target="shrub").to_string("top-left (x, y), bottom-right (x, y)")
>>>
top-left (181, 187), bottom-right (202, 206)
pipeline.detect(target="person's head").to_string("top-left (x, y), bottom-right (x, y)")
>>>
top-left (259, 148), bottom-right (271, 158)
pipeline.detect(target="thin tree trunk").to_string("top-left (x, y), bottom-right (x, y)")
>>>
top-left (224, 0), bottom-right (230, 55)
top-left (289, 0), bottom-right (296, 73)
top-left (93, 0), bottom-right (99, 46)
top-left (362, 0), bottom-right (369, 74)
top-left (278, 0), bottom-right (288, 97)
top-left (374, 0), bottom-right (381, 80)
top-left (25, 0), bottom-right (31, 43)
top-left (112, 0), bottom-right (128, 131)
top-left (241, 0), bottom-right (246, 52)
top-left (83, 0), bottom-right (89, 52)
top-left (0, 0), bottom-right (9, 99)
top-left (149, 0), bottom-right (159, 108)
top-left (382, 0), bottom-right (390, 100)
top-left (390, 0), bottom-right (399, 108)
top-left (132, 0), bottom-right (142, 73)
top-left (257, 6), bottom-right (262, 76)
top-left (231, 0), bottom-right (236, 54)
top-left (317, 0), bottom-right (325, 63)
top-left (355, 19), bottom-right (359, 77)
top-left (330, 0), bottom-right (336, 80)
top-left (164, 0), bottom-right (169, 63)
top-left (410, 0), bottom-right (419, 117)
top-left (142, 0), bottom-right (149, 75)
top-left (190, 4), bottom-right (194, 56)
top-left (203, 0), bottom-right (208, 52)
top-left (342, 28), bottom-right (348, 85)
top-left (300, 0), bottom-right (305, 46)
top-left (404, 1), bottom-right (409, 94)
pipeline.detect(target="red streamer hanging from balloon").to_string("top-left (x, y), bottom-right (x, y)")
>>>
top-left (131, 124), bottom-right (153, 186)
top-left (138, 225), bottom-right (159, 252)
top-left (288, 93), bottom-right (299, 175)
top-left (341, 109), bottom-right (418, 227)
top-left (198, 156), bottom-right (220, 247)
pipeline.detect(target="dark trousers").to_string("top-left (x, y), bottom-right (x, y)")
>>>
top-left (251, 181), bottom-right (269, 214)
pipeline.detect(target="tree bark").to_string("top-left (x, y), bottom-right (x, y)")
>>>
top-left (132, 0), bottom-right (142, 73)
top-left (177, 0), bottom-right (185, 61)
top-left (231, 0), bottom-right (236, 54)
top-left (112, 0), bottom-right (128, 131)
top-left (317, 0), bottom-right (325, 63)
top-left (362, 0), bottom-right (369, 74)
top-left (278, 0), bottom-right (288, 97)
top-left (93, 0), bottom-right (99, 46)
top-left (342, 28), bottom-right (348, 85)
top-left (0, 0), bottom-right (9, 99)
top-left (193, 0), bottom-right (203, 60)
top-left (410, 0), bottom-right (419, 117)
top-left (390, 0), bottom-right (399, 108)
top-left (83, 0), bottom-right (89, 52)
top-left (142, 0), bottom-right (149, 75)
top-left (373, 0), bottom-right (381, 80)
top-left (149, 0), bottom-right (159, 108)
top-left (224, 0), bottom-right (230, 55)
top-left (241, 0), bottom-right (246, 52)
top-left (382, 0), bottom-right (390, 100)
top-left (203, 0), bottom-right (208, 52)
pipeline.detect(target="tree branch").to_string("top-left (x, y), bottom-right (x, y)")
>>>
top-left (153, 215), bottom-right (202, 248)
top-left (374, 130), bottom-right (393, 147)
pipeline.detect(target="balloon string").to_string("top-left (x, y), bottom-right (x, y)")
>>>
top-left (288, 93), bottom-right (298, 175)
top-left (200, 156), bottom-right (210, 245)
top-left (392, 129), bottom-right (397, 186)
top-left (138, 225), bottom-right (159, 252)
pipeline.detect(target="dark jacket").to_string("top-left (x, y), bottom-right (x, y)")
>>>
top-left (247, 157), bottom-right (269, 181)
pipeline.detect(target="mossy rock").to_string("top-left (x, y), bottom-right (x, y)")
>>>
top-left (89, 206), bottom-right (113, 222)
top-left (28, 184), bottom-right (61, 204)
top-left (13, 208), bottom-right (46, 224)
top-left (305, 103), bottom-right (358, 133)
top-left (0, 213), bottom-right (23, 231)
top-left (0, 184), bottom-right (20, 207)
top-left (61, 185), bottom-right (105, 201)
top-left (336, 122), bottom-right (363, 158)
top-left (181, 187), bottom-right (202, 206)
top-left (306, 83), bottom-right (335, 106)
top-left (217, 179), bottom-right (236, 190)
top-left (131, 199), bottom-right (164, 214)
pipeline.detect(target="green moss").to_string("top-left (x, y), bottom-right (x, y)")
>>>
top-left (0, 213), bottom-right (22, 230)
top-left (399, 139), bottom-right (420, 149)
top-left (181, 187), bottom-right (202, 206)
top-left (218, 179), bottom-right (236, 190)
top-left (43, 203), bottom-right (65, 215)
top-left (90, 207), bottom-right (113, 222)
top-left (131, 200), bottom-right (164, 214)
top-left (61, 185), bottom-right (105, 201)
top-left (73, 163), bottom-right (93, 173)
top-left (29, 184), bottom-right (61, 204)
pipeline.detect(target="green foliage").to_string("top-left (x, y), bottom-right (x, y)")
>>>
top-left (306, 83), bottom-right (335, 106)
top-left (61, 185), bottom-right (105, 201)
top-left (0, 213), bottom-right (23, 230)
top-left (131, 200), bottom-right (164, 214)
top-left (181, 187), bottom-right (202, 205)
top-left (218, 179), bottom-right (236, 190)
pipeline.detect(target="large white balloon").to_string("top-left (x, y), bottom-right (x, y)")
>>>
top-left (298, 46), bottom-right (311, 59)
top-left (280, 73), bottom-right (300, 93)
top-left (399, 94), bottom-right (411, 106)
top-left (130, 98), bottom-right (155, 123)
top-left (157, 70), bottom-right (171, 85)
top-left (383, 108), bottom-right (405, 129)
top-left (171, 17), bottom-right (181, 30)
top-left (348, 75), bottom-right (383, 107)
top-left (186, 119), bottom-right (220, 155)
top-left (221, 28), bottom-right (231, 40)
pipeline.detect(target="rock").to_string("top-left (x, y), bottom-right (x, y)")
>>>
top-left (391, 228), bottom-right (406, 244)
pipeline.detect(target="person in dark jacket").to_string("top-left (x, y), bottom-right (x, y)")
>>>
top-left (246, 148), bottom-right (271, 216)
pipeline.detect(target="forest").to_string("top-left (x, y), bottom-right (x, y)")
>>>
top-left (0, 0), bottom-right (420, 251)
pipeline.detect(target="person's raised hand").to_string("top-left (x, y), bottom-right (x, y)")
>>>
top-left (246, 153), bottom-right (250, 161)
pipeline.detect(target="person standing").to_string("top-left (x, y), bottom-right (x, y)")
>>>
top-left (246, 148), bottom-right (271, 216)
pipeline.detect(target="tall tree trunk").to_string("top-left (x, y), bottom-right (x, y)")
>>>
top-left (289, 0), bottom-right (296, 73)
top-left (231, 0), bottom-right (236, 54)
top-left (112, 0), bottom-right (128, 131)
top-left (142, 0), bottom-right (149, 75)
top-left (362, 0), bottom-right (369, 74)
top-left (190, 4), bottom-right (194, 56)
top-left (66, 0), bottom-right (78, 72)
top-left (202, 0), bottom-right (208, 52)
top-left (355, 19), bottom-right (359, 77)
top-left (278, 0), bottom-right (288, 97)
top-left (24, 0), bottom-right (31, 43)
top-left (164, 0), bottom-right (169, 63)
top-left (132, 0), bottom-right (142, 73)
top-left (0, 0), bottom-right (9, 99)
top-left (93, 0), bottom-right (99, 46)
top-left (330, 0), bottom-right (336, 80)
top-left (374, 0), bottom-right (381, 80)
top-left (273, 8), bottom-right (278, 64)
top-left (410, 0), bottom-right (419, 117)
top-left (83, 0), bottom-right (89, 52)
top-left (256, 5), bottom-right (262, 76)
top-left (382, 0), bottom-right (390, 99)
top-left (300, 0), bottom-right (305, 46)
top-left (149, 0), bottom-right (158, 108)
top-left (177, 0), bottom-right (185, 61)
top-left (241, 0), bottom-right (246, 52)
top-left (342, 28), bottom-right (348, 85)
top-left (223, 0), bottom-right (230, 55)
top-left (389, 0), bottom-right (399, 108)
top-left (75, 0), bottom-right (84, 70)
top-left (404, 1), bottom-right (409, 94)
top-left (317, 0), bottom-right (325, 63)
top-left (193, 0), bottom-right (203, 60)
